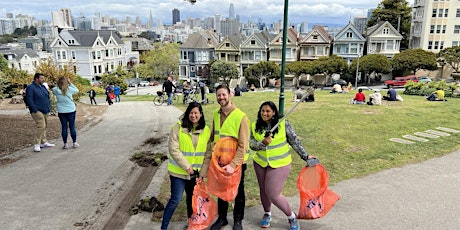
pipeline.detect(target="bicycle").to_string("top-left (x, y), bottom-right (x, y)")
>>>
top-left (153, 91), bottom-right (179, 106)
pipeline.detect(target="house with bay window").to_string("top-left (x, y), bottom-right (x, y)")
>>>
top-left (365, 21), bottom-right (402, 58)
top-left (50, 30), bottom-right (139, 81)
top-left (269, 27), bottom-right (299, 64)
top-left (298, 25), bottom-right (331, 61)
top-left (240, 31), bottom-right (274, 73)
top-left (333, 22), bottom-right (366, 64)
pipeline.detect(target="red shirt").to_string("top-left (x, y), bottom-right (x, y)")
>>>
top-left (354, 92), bottom-right (365, 102)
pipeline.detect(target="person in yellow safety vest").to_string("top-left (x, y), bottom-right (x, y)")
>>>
top-left (161, 102), bottom-right (211, 230)
top-left (250, 101), bottom-right (318, 230)
top-left (200, 84), bottom-right (249, 230)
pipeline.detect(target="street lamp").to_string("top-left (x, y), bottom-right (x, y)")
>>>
top-left (355, 54), bottom-right (360, 89)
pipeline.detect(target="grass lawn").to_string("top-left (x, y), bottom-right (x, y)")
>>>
top-left (131, 89), bottom-right (460, 221)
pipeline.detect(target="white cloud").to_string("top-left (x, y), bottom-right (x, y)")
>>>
top-left (0, 0), bottom-right (382, 26)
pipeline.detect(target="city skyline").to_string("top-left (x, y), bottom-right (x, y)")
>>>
top-left (0, 0), bottom-right (382, 26)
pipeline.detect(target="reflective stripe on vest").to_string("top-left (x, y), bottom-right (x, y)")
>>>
top-left (252, 120), bottom-right (291, 168)
top-left (168, 124), bottom-right (211, 175)
top-left (213, 108), bottom-right (250, 162)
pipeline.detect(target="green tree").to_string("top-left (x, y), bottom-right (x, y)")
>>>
top-left (350, 54), bottom-right (391, 84)
top-left (439, 46), bottom-right (460, 73)
top-left (367, 0), bottom-right (412, 49)
top-left (312, 55), bottom-right (348, 76)
top-left (243, 61), bottom-right (280, 88)
top-left (0, 56), bottom-right (8, 71)
top-left (286, 61), bottom-right (314, 77)
top-left (137, 43), bottom-right (179, 79)
top-left (391, 49), bottom-right (437, 76)
top-left (210, 60), bottom-right (239, 85)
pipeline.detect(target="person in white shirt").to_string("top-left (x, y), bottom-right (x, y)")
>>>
top-left (367, 89), bottom-right (382, 105)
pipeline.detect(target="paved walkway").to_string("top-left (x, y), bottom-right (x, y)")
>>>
top-left (0, 101), bottom-right (183, 230)
top-left (126, 148), bottom-right (460, 230)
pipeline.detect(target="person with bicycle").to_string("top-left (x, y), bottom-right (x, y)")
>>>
top-left (162, 76), bottom-right (176, 105)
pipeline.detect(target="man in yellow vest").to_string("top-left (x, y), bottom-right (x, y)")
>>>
top-left (201, 84), bottom-right (249, 230)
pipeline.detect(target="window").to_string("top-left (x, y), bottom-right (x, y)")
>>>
top-left (386, 40), bottom-right (394, 50)
top-left (92, 51), bottom-right (96, 60)
top-left (62, 51), bottom-right (66, 60)
top-left (445, 9), bottom-right (449, 17)
top-left (455, 25), bottom-right (460, 33)
top-left (434, 41), bottom-right (439, 49)
top-left (251, 40), bottom-right (256, 45)
top-left (220, 53), bottom-right (226, 58)
top-left (457, 9), bottom-right (460, 17)
top-left (350, 43), bottom-right (358, 53)
top-left (225, 43), bottom-right (230, 47)
top-left (438, 9), bottom-right (444, 17)
top-left (97, 51), bottom-right (101, 59)
top-left (428, 41), bottom-right (433, 49)
top-left (437, 25), bottom-right (441, 33)
top-left (313, 35), bottom-right (318, 40)
top-left (106, 50), bottom-right (109, 57)
top-left (383, 28), bottom-right (389, 34)
top-left (255, 51), bottom-right (261, 61)
top-left (453, 41), bottom-right (459, 46)
top-left (56, 51), bottom-right (61, 60)
top-left (71, 51), bottom-right (76, 60)
top-left (440, 41), bottom-right (444, 49)
top-left (432, 9), bottom-right (437, 17)
top-left (317, 47), bottom-right (323, 56)
top-left (346, 32), bottom-right (352, 38)
top-left (430, 25), bottom-right (435, 33)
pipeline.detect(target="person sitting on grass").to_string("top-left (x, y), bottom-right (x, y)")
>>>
top-left (426, 87), bottom-right (446, 101)
top-left (351, 88), bottom-right (366, 104)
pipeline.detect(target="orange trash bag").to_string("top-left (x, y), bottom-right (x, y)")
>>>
top-left (207, 137), bottom-right (242, 202)
top-left (296, 164), bottom-right (340, 219)
top-left (187, 181), bottom-right (218, 230)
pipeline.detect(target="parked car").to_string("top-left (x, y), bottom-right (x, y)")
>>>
top-left (139, 81), bottom-right (150, 87)
top-left (384, 75), bottom-right (419, 88)
top-left (418, 76), bottom-right (432, 83)
top-left (324, 79), bottom-right (348, 87)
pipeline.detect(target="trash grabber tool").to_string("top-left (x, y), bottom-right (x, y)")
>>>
top-left (265, 89), bottom-right (313, 137)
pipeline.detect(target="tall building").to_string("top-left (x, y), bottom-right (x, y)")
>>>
top-left (172, 8), bottom-right (180, 25)
top-left (215, 14), bottom-right (221, 34)
top-left (60, 8), bottom-right (73, 27)
top-left (220, 18), bottom-right (239, 36)
top-left (410, 0), bottom-right (460, 52)
top-left (229, 3), bottom-right (235, 20)
top-left (353, 16), bottom-right (368, 35)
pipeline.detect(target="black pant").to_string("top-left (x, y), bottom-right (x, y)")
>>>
top-left (89, 97), bottom-right (97, 105)
top-left (217, 163), bottom-right (246, 221)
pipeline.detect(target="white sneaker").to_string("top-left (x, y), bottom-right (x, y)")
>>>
top-left (41, 142), bottom-right (55, 148)
top-left (63, 143), bottom-right (69, 149)
top-left (73, 142), bottom-right (80, 148)
top-left (34, 144), bottom-right (41, 152)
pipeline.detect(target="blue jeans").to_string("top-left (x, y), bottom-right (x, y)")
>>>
top-left (166, 92), bottom-right (173, 105)
top-left (161, 175), bottom-right (196, 230)
top-left (58, 111), bottom-right (77, 143)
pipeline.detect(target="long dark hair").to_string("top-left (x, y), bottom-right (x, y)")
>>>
top-left (180, 102), bottom-right (206, 131)
top-left (255, 101), bottom-right (280, 137)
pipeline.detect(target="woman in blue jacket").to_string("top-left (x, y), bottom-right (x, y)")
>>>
top-left (52, 77), bottom-right (79, 149)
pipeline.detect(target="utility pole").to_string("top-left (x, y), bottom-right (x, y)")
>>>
top-left (355, 54), bottom-right (360, 89)
top-left (279, 0), bottom-right (289, 115)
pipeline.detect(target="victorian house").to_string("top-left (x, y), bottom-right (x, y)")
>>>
top-left (298, 25), bottom-right (332, 61)
top-left (365, 21), bottom-right (403, 58)
top-left (50, 30), bottom-right (139, 81)
top-left (239, 31), bottom-right (274, 73)
top-left (178, 30), bottom-right (219, 81)
top-left (215, 34), bottom-right (246, 76)
top-left (269, 27), bottom-right (299, 64)
top-left (332, 22), bottom-right (366, 64)
top-left (1, 48), bottom-right (41, 74)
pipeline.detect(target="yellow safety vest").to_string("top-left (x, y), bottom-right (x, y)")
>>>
top-left (252, 120), bottom-right (291, 168)
top-left (213, 108), bottom-right (250, 162)
top-left (168, 124), bottom-right (211, 175)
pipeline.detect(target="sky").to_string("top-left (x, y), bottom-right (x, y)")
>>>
top-left (0, 0), bottom-right (384, 27)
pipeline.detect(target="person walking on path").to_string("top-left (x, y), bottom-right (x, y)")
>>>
top-left (52, 77), bottom-right (80, 149)
top-left (114, 84), bottom-right (121, 103)
top-left (250, 101), bottom-right (317, 230)
top-left (105, 84), bottom-right (113, 105)
top-left (160, 102), bottom-right (211, 230)
top-left (162, 76), bottom-right (176, 105)
top-left (87, 87), bottom-right (97, 105)
top-left (201, 84), bottom-right (250, 230)
top-left (25, 73), bottom-right (55, 152)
